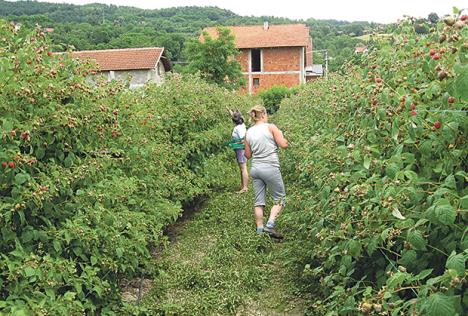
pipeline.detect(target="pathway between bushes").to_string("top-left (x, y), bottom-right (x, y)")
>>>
top-left (138, 170), bottom-right (308, 315)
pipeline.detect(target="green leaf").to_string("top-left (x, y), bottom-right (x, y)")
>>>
top-left (15, 173), bottom-right (30, 185)
top-left (64, 153), bottom-right (74, 168)
top-left (385, 163), bottom-right (399, 178)
top-left (460, 195), bottom-right (468, 210)
top-left (366, 236), bottom-right (380, 255)
top-left (348, 240), bottom-right (362, 258)
top-left (363, 156), bottom-right (371, 170)
top-left (427, 199), bottom-right (456, 226)
top-left (414, 268), bottom-right (433, 281)
top-left (443, 175), bottom-right (456, 189)
top-left (423, 293), bottom-right (456, 316)
top-left (453, 63), bottom-right (468, 101)
top-left (24, 266), bottom-right (36, 277)
top-left (116, 247), bottom-right (123, 258)
top-left (399, 250), bottom-right (417, 267)
top-left (1, 119), bottom-right (13, 132)
top-left (35, 147), bottom-right (45, 160)
top-left (445, 251), bottom-right (465, 276)
top-left (404, 170), bottom-right (418, 181)
top-left (386, 271), bottom-right (408, 289)
top-left (408, 230), bottom-right (427, 250)
top-left (53, 240), bottom-right (61, 253)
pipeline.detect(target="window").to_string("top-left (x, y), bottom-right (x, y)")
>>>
top-left (253, 78), bottom-right (260, 87)
top-left (251, 49), bottom-right (261, 72)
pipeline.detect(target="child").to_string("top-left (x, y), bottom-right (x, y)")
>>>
top-left (231, 111), bottom-right (248, 193)
top-left (244, 105), bottom-right (288, 239)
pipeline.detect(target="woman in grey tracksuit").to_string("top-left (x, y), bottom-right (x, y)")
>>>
top-left (244, 105), bottom-right (288, 239)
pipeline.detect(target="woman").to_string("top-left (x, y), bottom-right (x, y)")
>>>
top-left (231, 111), bottom-right (248, 193)
top-left (244, 105), bottom-right (288, 239)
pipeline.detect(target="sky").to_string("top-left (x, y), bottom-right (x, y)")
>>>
top-left (11, 0), bottom-right (468, 23)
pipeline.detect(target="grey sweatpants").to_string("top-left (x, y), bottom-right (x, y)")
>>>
top-left (251, 165), bottom-right (286, 207)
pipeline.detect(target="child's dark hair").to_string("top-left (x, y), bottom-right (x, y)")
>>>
top-left (231, 112), bottom-right (244, 125)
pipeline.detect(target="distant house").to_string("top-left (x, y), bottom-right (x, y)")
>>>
top-left (202, 23), bottom-right (313, 95)
top-left (305, 64), bottom-right (324, 81)
top-left (355, 46), bottom-right (368, 54)
top-left (70, 47), bottom-right (171, 89)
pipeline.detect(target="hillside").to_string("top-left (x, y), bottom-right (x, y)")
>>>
top-left (0, 0), bottom-right (386, 71)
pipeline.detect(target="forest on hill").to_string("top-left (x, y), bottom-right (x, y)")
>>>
top-left (0, 0), bottom-right (387, 71)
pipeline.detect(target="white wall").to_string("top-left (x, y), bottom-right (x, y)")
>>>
top-left (97, 63), bottom-right (167, 89)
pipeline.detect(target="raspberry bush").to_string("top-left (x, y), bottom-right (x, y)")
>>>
top-left (277, 13), bottom-right (467, 315)
top-left (0, 21), bottom-right (249, 314)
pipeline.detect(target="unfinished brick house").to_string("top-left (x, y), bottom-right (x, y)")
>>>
top-left (203, 23), bottom-right (313, 95)
top-left (70, 47), bottom-right (171, 89)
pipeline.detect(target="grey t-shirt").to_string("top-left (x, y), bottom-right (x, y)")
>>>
top-left (246, 123), bottom-right (280, 168)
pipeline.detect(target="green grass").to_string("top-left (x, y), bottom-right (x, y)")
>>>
top-left (139, 161), bottom-right (307, 315)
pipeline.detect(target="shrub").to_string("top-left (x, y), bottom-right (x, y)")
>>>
top-left (258, 85), bottom-right (292, 114)
top-left (276, 14), bottom-right (467, 315)
top-left (0, 21), bottom-right (251, 314)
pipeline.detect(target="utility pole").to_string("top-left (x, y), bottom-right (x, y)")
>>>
top-left (310, 49), bottom-right (329, 80)
top-left (324, 50), bottom-right (328, 80)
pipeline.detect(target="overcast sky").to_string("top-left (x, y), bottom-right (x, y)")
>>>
top-left (12, 0), bottom-right (468, 23)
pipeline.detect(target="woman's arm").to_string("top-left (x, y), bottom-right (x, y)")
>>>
top-left (244, 133), bottom-right (252, 159)
top-left (269, 124), bottom-right (289, 149)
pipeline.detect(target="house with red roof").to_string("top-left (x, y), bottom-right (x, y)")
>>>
top-left (70, 47), bottom-right (171, 89)
top-left (202, 23), bottom-right (313, 95)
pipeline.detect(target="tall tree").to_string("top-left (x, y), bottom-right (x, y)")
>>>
top-left (185, 27), bottom-right (244, 89)
top-left (428, 12), bottom-right (439, 24)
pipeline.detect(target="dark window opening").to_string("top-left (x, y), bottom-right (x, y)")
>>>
top-left (253, 78), bottom-right (260, 87)
top-left (251, 49), bottom-right (261, 72)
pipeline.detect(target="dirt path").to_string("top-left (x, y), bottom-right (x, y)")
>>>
top-left (138, 176), bottom-right (308, 315)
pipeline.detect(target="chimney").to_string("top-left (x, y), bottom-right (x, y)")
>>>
top-left (263, 21), bottom-right (269, 31)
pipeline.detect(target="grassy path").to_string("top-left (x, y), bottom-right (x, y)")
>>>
top-left (140, 169), bottom-right (308, 315)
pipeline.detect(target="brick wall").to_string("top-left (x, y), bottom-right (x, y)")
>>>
top-left (236, 46), bottom-right (304, 94)
top-left (251, 74), bottom-right (300, 94)
top-left (306, 38), bottom-right (313, 66)
top-left (262, 47), bottom-right (302, 72)
top-left (236, 47), bottom-right (302, 72)
top-left (238, 50), bottom-right (249, 71)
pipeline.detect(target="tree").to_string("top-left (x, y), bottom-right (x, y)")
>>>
top-left (185, 27), bottom-right (244, 89)
top-left (428, 12), bottom-right (439, 24)
top-left (414, 19), bottom-right (429, 34)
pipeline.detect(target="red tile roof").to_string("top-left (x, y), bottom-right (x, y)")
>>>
top-left (70, 47), bottom-right (166, 71)
top-left (355, 46), bottom-right (368, 53)
top-left (202, 24), bottom-right (311, 49)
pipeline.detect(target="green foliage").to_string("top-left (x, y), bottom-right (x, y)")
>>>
top-left (185, 27), bottom-right (244, 89)
top-left (275, 14), bottom-right (468, 315)
top-left (258, 86), bottom-right (294, 114)
top-left (0, 0), bottom-right (387, 71)
top-left (0, 21), bottom-right (251, 313)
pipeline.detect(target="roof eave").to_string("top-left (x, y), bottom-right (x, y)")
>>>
top-left (98, 67), bottom-right (155, 72)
